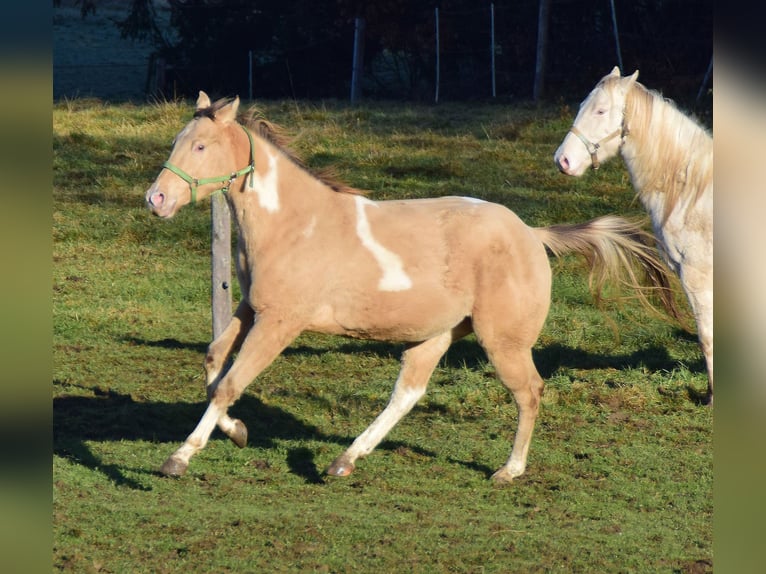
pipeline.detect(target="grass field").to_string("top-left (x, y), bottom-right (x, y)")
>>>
top-left (53, 98), bottom-right (712, 573)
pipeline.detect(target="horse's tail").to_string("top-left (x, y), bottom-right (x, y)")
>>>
top-left (532, 215), bottom-right (684, 324)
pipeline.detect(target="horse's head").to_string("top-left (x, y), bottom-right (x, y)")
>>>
top-left (554, 67), bottom-right (638, 176)
top-left (146, 91), bottom-right (252, 218)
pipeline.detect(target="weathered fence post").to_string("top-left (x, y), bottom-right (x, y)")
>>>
top-left (490, 3), bottom-right (496, 98)
top-left (435, 7), bottom-right (440, 103)
top-left (211, 193), bottom-right (232, 339)
top-left (609, 0), bottom-right (624, 72)
top-left (533, 0), bottom-right (551, 101)
top-left (350, 17), bottom-right (366, 103)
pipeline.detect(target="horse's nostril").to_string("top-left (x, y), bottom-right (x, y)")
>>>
top-left (557, 155), bottom-right (570, 172)
top-left (150, 192), bottom-right (165, 207)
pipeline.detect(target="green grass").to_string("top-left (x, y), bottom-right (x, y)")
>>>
top-left (53, 98), bottom-right (711, 573)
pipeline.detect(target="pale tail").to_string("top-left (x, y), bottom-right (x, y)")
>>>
top-left (533, 215), bottom-right (683, 323)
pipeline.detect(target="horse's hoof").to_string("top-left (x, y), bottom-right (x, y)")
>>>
top-left (228, 419), bottom-right (248, 449)
top-left (326, 456), bottom-right (355, 477)
top-left (160, 456), bottom-right (188, 477)
top-left (490, 468), bottom-right (515, 485)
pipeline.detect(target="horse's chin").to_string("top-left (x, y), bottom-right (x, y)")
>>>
top-left (148, 202), bottom-right (181, 219)
top-left (559, 162), bottom-right (589, 177)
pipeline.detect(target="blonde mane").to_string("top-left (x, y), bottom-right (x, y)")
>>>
top-left (240, 110), bottom-right (365, 196)
top-left (615, 79), bottom-right (712, 222)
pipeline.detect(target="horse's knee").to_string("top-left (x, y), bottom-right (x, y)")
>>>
top-left (204, 347), bottom-right (221, 379)
top-left (210, 378), bottom-right (242, 408)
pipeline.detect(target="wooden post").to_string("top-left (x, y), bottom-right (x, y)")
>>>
top-left (490, 3), bottom-right (496, 98)
top-left (435, 7), bottom-right (440, 103)
top-left (248, 49), bottom-right (253, 101)
top-left (697, 54), bottom-right (713, 103)
top-left (609, 0), bottom-right (624, 72)
top-left (533, 0), bottom-right (550, 101)
top-left (211, 194), bottom-right (232, 339)
top-left (350, 17), bottom-right (365, 103)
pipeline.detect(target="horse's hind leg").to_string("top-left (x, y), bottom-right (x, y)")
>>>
top-left (204, 300), bottom-right (255, 447)
top-left (327, 329), bottom-right (459, 477)
top-left (483, 346), bottom-right (545, 484)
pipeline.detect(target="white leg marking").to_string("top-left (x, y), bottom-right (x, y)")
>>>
top-left (171, 402), bottom-right (224, 465)
top-left (247, 150), bottom-right (280, 213)
top-left (354, 196), bottom-right (412, 292)
top-left (345, 383), bottom-right (424, 459)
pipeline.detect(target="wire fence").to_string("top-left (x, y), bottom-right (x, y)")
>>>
top-left (53, 1), bottom-right (712, 107)
top-left (54, 4), bottom-right (155, 101)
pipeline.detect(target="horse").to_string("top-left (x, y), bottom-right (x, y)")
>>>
top-left (554, 67), bottom-right (713, 404)
top-left (145, 91), bottom-right (678, 483)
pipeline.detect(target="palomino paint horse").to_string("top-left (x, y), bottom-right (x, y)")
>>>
top-left (554, 67), bottom-right (713, 404)
top-left (146, 92), bottom-right (677, 482)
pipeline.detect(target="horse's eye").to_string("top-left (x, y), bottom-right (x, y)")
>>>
top-left (596, 109), bottom-right (607, 116)
top-left (196, 143), bottom-right (205, 151)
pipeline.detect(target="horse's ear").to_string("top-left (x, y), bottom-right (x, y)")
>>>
top-left (625, 70), bottom-right (639, 89)
top-left (216, 96), bottom-right (240, 124)
top-left (196, 91), bottom-right (211, 110)
top-left (610, 66), bottom-right (621, 77)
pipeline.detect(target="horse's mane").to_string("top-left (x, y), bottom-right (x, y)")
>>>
top-left (241, 109), bottom-right (365, 196)
top-left (608, 78), bottom-right (712, 222)
top-left (193, 97), bottom-right (241, 121)
top-left (194, 99), bottom-right (364, 195)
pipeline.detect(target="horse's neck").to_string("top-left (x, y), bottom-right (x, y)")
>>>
top-left (620, 89), bottom-right (711, 222)
top-left (228, 138), bottom-right (338, 244)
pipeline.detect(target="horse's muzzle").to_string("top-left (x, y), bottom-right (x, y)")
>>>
top-left (145, 187), bottom-right (177, 218)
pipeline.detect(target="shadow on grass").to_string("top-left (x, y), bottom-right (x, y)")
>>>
top-left (286, 335), bottom-right (705, 382)
top-left (53, 385), bottom-right (341, 489)
top-left (124, 329), bottom-right (705, 380)
top-left (123, 336), bottom-right (208, 354)
top-left (84, 334), bottom-right (704, 488)
top-left (53, 382), bottom-right (439, 489)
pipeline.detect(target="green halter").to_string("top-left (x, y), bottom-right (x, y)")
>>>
top-left (161, 124), bottom-right (256, 204)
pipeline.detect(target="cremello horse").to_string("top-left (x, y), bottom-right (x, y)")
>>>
top-left (554, 67), bottom-right (713, 404)
top-left (146, 92), bottom-right (677, 482)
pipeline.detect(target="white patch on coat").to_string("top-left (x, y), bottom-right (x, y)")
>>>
top-left (462, 197), bottom-right (486, 204)
top-left (354, 196), bottom-right (412, 292)
top-left (247, 150), bottom-right (280, 213)
top-left (302, 215), bottom-right (317, 238)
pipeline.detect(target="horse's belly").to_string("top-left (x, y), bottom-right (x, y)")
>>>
top-left (307, 291), bottom-right (470, 343)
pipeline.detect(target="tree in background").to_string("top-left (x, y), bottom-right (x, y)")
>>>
top-left (68, 0), bottom-right (711, 106)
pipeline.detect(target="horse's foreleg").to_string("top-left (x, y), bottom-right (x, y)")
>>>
top-left (679, 267), bottom-right (714, 405)
top-left (696, 305), bottom-right (714, 405)
top-left (327, 330), bottom-right (455, 477)
top-left (204, 301), bottom-right (255, 447)
top-left (205, 301), bottom-right (255, 395)
top-left (160, 315), bottom-right (299, 477)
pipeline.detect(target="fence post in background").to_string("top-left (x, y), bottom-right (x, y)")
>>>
top-left (435, 7), bottom-right (440, 103)
top-left (350, 17), bottom-right (366, 103)
top-left (696, 54), bottom-right (713, 104)
top-left (155, 57), bottom-right (166, 96)
top-left (248, 50), bottom-right (253, 100)
top-left (533, 0), bottom-right (550, 101)
top-left (609, 0), bottom-right (623, 72)
top-left (490, 3), bottom-right (496, 98)
top-left (211, 194), bottom-right (232, 340)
